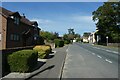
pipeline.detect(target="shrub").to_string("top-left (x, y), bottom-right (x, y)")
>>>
top-left (33, 45), bottom-right (52, 59)
top-left (64, 40), bottom-right (70, 44)
top-left (54, 39), bottom-right (64, 48)
top-left (8, 50), bottom-right (38, 73)
top-left (59, 40), bottom-right (64, 47)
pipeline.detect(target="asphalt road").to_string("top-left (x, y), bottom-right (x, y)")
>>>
top-left (28, 45), bottom-right (68, 79)
top-left (62, 42), bottom-right (119, 78)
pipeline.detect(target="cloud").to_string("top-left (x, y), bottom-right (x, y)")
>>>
top-left (31, 18), bottom-right (54, 24)
top-left (72, 15), bottom-right (94, 23)
top-left (30, 15), bottom-right (96, 35)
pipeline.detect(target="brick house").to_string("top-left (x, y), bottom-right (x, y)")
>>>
top-left (0, 7), bottom-right (41, 49)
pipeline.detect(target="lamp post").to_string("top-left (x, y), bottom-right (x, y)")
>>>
top-left (106, 36), bottom-right (108, 46)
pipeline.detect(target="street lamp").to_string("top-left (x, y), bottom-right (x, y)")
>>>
top-left (106, 36), bottom-right (108, 46)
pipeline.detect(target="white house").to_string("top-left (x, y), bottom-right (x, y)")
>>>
top-left (88, 32), bottom-right (96, 44)
top-left (83, 37), bottom-right (89, 43)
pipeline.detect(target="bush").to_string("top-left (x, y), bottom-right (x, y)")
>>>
top-left (33, 45), bottom-right (52, 59)
top-left (8, 50), bottom-right (38, 73)
top-left (54, 39), bottom-right (64, 48)
top-left (64, 40), bottom-right (70, 44)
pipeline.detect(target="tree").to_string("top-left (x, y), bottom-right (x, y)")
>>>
top-left (92, 2), bottom-right (120, 43)
top-left (40, 31), bottom-right (59, 42)
top-left (83, 32), bottom-right (91, 37)
top-left (63, 33), bottom-right (81, 42)
top-left (68, 34), bottom-right (75, 40)
top-left (53, 32), bottom-right (59, 39)
top-left (75, 34), bottom-right (81, 38)
top-left (63, 34), bottom-right (69, 40)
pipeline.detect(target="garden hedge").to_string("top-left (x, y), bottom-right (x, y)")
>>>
top-left (54, 39), bottom-right (64, 48)
top-left (33, 45), bottom-right (52, 59)
top-left (64, 40), bottom-right (70, 44)
top-left (8, 50), bottom-right (38, 73)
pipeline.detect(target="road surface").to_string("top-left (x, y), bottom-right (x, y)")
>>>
top-left (28, 46), bottom-right (68, 79)
top-left (62, 43), bottom-right (119, 78)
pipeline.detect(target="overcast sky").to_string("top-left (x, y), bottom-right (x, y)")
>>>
top-left (2, 2), bottom-right (104, 36)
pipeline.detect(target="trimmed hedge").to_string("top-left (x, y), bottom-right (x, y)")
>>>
top-left (64, 40), bottom-right (70, 44)
top-left (8, 50), bottom-right (38, 73)
top-left (54, 39), bottom-right (64, 48)
top-left (33, 45), bottom-right (52, 59)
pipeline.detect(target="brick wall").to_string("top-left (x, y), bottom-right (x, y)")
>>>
top-left (1, 16), bottom-right (7, 49)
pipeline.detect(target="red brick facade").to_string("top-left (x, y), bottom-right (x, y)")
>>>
top-left (0, 7), bottom-right (41, 49)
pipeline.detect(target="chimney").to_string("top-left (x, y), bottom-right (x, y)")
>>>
top-left (23, 13), bottom-right (26, 18)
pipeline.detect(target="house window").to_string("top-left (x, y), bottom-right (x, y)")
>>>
top-left (13, 35), bottom-right (16, 40)
top-left (10, 34), bottom-right (14, 40)
top-left (0, 33), bottom-right (1, 41)
top-left (14, 17), bottom-right (20, 25)
top-left (10, 34), bottom-right (20, 41)
top-left (16, 35), bottom-right (19, 41)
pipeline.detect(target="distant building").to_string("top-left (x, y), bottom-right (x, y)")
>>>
top-left (0, 7), bottom-right (41, 49)
top-left (82, 32), bottom-right (91, 43)
top-left (73, 38), bottom-right (76, 42)
top-left (83, 37), bottom-right (89, 43)
top-left (88, 32), bottom-right (96, 44)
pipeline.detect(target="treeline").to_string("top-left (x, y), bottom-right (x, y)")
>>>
top-left (39, 30), bottom-right (81, 47)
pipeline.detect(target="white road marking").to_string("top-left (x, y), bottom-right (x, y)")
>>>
top-left (92, 53), bottom-right (95, 55)
top-left (97, 55), bottom-right (102, 58)
top-left (105, 59), bottom-right (112, 63)
top-left (105, 50), bottom-right (118, 54)
top-left (112, 51), bottom-right (118, 54)
top-left (93, 47), bottom-right (100, 49)
top-left (106, 50), bottom-right (111, 52)
top-left (93, 47), bottom-right (119, 54)
top-left (96, 47), bottom-right (100, 49)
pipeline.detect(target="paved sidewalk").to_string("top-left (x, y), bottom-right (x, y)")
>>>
top-left (2, 45), bottom-right (68, 80)
top-left (28, 46), bottom-right (68, 79)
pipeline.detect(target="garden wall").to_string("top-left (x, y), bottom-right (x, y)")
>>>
top-left (107, 43), bottom-right (120, 47)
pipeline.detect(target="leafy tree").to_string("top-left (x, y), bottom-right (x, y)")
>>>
top-left (40, 30), bottom-right (59, 42)
top-left (63, 34), bottom-right (69, 40)
top-left (92, 2), bottom-right (120, 43)
top-left (63, 33), bottom-right (81, 43)
top-left (83, 32), bottom-right (91, 37)
top-left (63, 34), bottom-right (74, 40)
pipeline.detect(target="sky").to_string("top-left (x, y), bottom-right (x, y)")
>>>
top-left (2, 2), bottom-right (104, 36)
